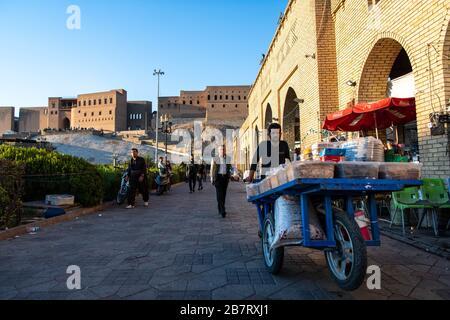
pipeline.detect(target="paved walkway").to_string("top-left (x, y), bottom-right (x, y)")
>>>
top-left (0, 182), bottom-right (449, 300)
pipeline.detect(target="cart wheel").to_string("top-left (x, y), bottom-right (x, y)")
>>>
top-left (325, 210), bottom-right (367, 291)
top-left (262, 213), bottom-right (284, 275)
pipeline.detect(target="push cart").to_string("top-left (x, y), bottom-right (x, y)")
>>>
top-left (248, 178), bottom-right (422, 291)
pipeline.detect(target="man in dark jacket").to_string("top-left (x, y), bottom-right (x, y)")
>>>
top-left (126, 148), bottom-right (149, 209)
top-left (186, 155), bottom-right (198, 193)
top-left (245, 123), bottom-right (291, 182)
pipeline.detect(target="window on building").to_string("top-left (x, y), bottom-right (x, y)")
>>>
top-left (190, 101), bottom-right (193, 105)
top-left (244, 96), bottom-right (247, 100)
top-left (99, 111), bottom-right (102, 116)
top-left (223, 105), bottom-right (226, 108)
top-left (130, 114), bottom-right (132, 120)
top-left (88, 100), bottom-right (92, 106)
top-left (109, 110), bottom-right (112, 115)
top-left (183, 101), bottom-right (186, 105)
top-left (78, 110), bottom-right (81, 114)
top-left (226, 95), bottom-right (228, 100)
top-left (105, 98), bottom-right (108, 104)
top-left (208, 95), bottom-right (211, 100)
top-left (94, 100), bottom-right (96, 106)
top-left (231, 96), bottom-right (234, 101)
top-left (220, 95), bottom-right (222, 100)
top-left (212, 104), bottom-right (215, 108)
top-left (78, 101), bottom-right (81, 107)
top-left (235, 104), bottom-right (238, 108)
top-left (99, 99), bottom-right (102, 105)
top-left (83, 101), bottom-right (86, 106)
top-left (214, 95), bottom-right (217, 101)
top-left (84, 113), bottom-right (87, 117)
top-left (50, 111), bottom-right (53, 115)
top-left (55, 111), bottom-right (58, 115)
top-left (197, 100), bottom-right (200, 105)
top-left (238, 96), bottom-right (241, 100)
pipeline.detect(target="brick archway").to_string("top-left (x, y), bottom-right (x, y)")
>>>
top-left (282, 87), bottom-right (300, 150)
top-left (63, 117), bottom-right (70, 130)
top-left (358, 37), bottom-right (410, 103)
top-left (264, 104), bottom-right (273, 129)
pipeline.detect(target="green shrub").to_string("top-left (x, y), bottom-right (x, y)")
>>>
top-left (0, 160), bottom-right (24, 229)
top-left (0, 145), bottom-right (103, 207)
top-left (97, 165), bottom-right (123, 201)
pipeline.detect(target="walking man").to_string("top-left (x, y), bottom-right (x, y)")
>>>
top-left (186, 155), bottom-right (198, 193)
top-left (126, 148), bottom-right (149, 209)
top-left (197, 161), bottom-right (205, 191)
top-left (211, 145), bottom-right (234, 218)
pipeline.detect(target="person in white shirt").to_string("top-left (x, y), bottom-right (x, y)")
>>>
top-left (211, 145), bottom-right (233, 218)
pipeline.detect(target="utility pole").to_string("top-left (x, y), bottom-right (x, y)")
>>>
top-left (153, 69), bottom-right (165, 164)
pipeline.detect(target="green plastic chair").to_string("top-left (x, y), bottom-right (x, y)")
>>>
top-left (418, 179), bottom-right (450, 237)
top-left (391, 187), bottom-right (433, 236)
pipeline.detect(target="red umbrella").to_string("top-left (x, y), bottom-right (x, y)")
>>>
top-left (323, 98), bottom-right (416, 137)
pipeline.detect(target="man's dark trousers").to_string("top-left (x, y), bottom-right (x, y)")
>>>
top-left (188, 175), bottom-right (197, 192)
top-left (215, 175), bottom-right (229, 216)
top-left (128, 176), bottom-right (149, 206)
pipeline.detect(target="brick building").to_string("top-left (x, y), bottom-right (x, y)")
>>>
top-left (0, 107), bottom-right (15, 134)
top-left (7, 89), bottom-right (153, 134)
top-left (159, 85), bottom-right (251, 128)
top-left (238, 0), bottom-right (450, 178)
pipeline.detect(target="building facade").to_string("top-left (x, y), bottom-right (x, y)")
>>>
top-left (0, 107), bottom-right (15, 134)
top-left (9, 89), bottom-right (153, 134)
top-left (18, 107), bottom-right (48, 134)
top-left (71, 89), bottom-right (128, 132)
top-left (127, 101), bottom-right (152, 131)
top-left (159, 85), bottom-right (251, 128)
top-left (238, 0), bottom-right (450, 178)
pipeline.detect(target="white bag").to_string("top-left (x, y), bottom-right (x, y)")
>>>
top-left (272, 196), bottom-right (324, 248)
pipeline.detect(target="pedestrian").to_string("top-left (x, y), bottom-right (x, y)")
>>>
top-left (245, 123), bottom-right (291, 182)
top-left (186, 155), bottom-right (198, 193)
top-left (202, 160), bottom-right (208, 182)
top-left (126, 148), bottom-right (149, 209)
top-left (211, 145), bottom-right (236, 218)
top-left (197, 161), bottom-right (205, 191)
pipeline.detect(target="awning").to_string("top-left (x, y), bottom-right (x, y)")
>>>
top-left (323, 97), bottom-right (416, 132)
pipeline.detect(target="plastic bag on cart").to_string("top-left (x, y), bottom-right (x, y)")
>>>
top-left (272, 196), bottom-right (325, 248)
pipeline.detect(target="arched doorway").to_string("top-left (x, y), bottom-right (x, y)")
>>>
top-left (264, 104), bottom-right (273, 129)
top-left (358, 38), bottom-right (418, 155)
top-left (283, 88), bottom-right (300, 151)
top-left (63, 117), bottom-right (70, 130)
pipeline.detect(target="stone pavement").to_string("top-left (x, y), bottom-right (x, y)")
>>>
top-left (0, 182), bottom-right (449, 300)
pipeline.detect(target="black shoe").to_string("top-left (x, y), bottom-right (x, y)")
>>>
top-left (221, 212), bottom-right (227, 218)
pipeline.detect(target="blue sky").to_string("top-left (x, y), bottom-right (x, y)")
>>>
top-left (0, 0), bottom-right (288, 115)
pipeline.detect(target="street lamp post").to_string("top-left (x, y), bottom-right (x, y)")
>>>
top-left (160, 114), bottom-right (173, 163)
top-left (153, 69), bottom-right (165, 164)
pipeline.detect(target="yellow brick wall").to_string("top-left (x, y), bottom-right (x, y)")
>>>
top-left (241, 0), bottom-right (450, 178)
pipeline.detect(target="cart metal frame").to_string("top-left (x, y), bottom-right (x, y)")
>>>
top-left (248, 178), bottom-right (422, 249)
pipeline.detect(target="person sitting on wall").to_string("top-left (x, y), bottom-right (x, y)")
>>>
top-left (245, 123), bottom-right (291, 183)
